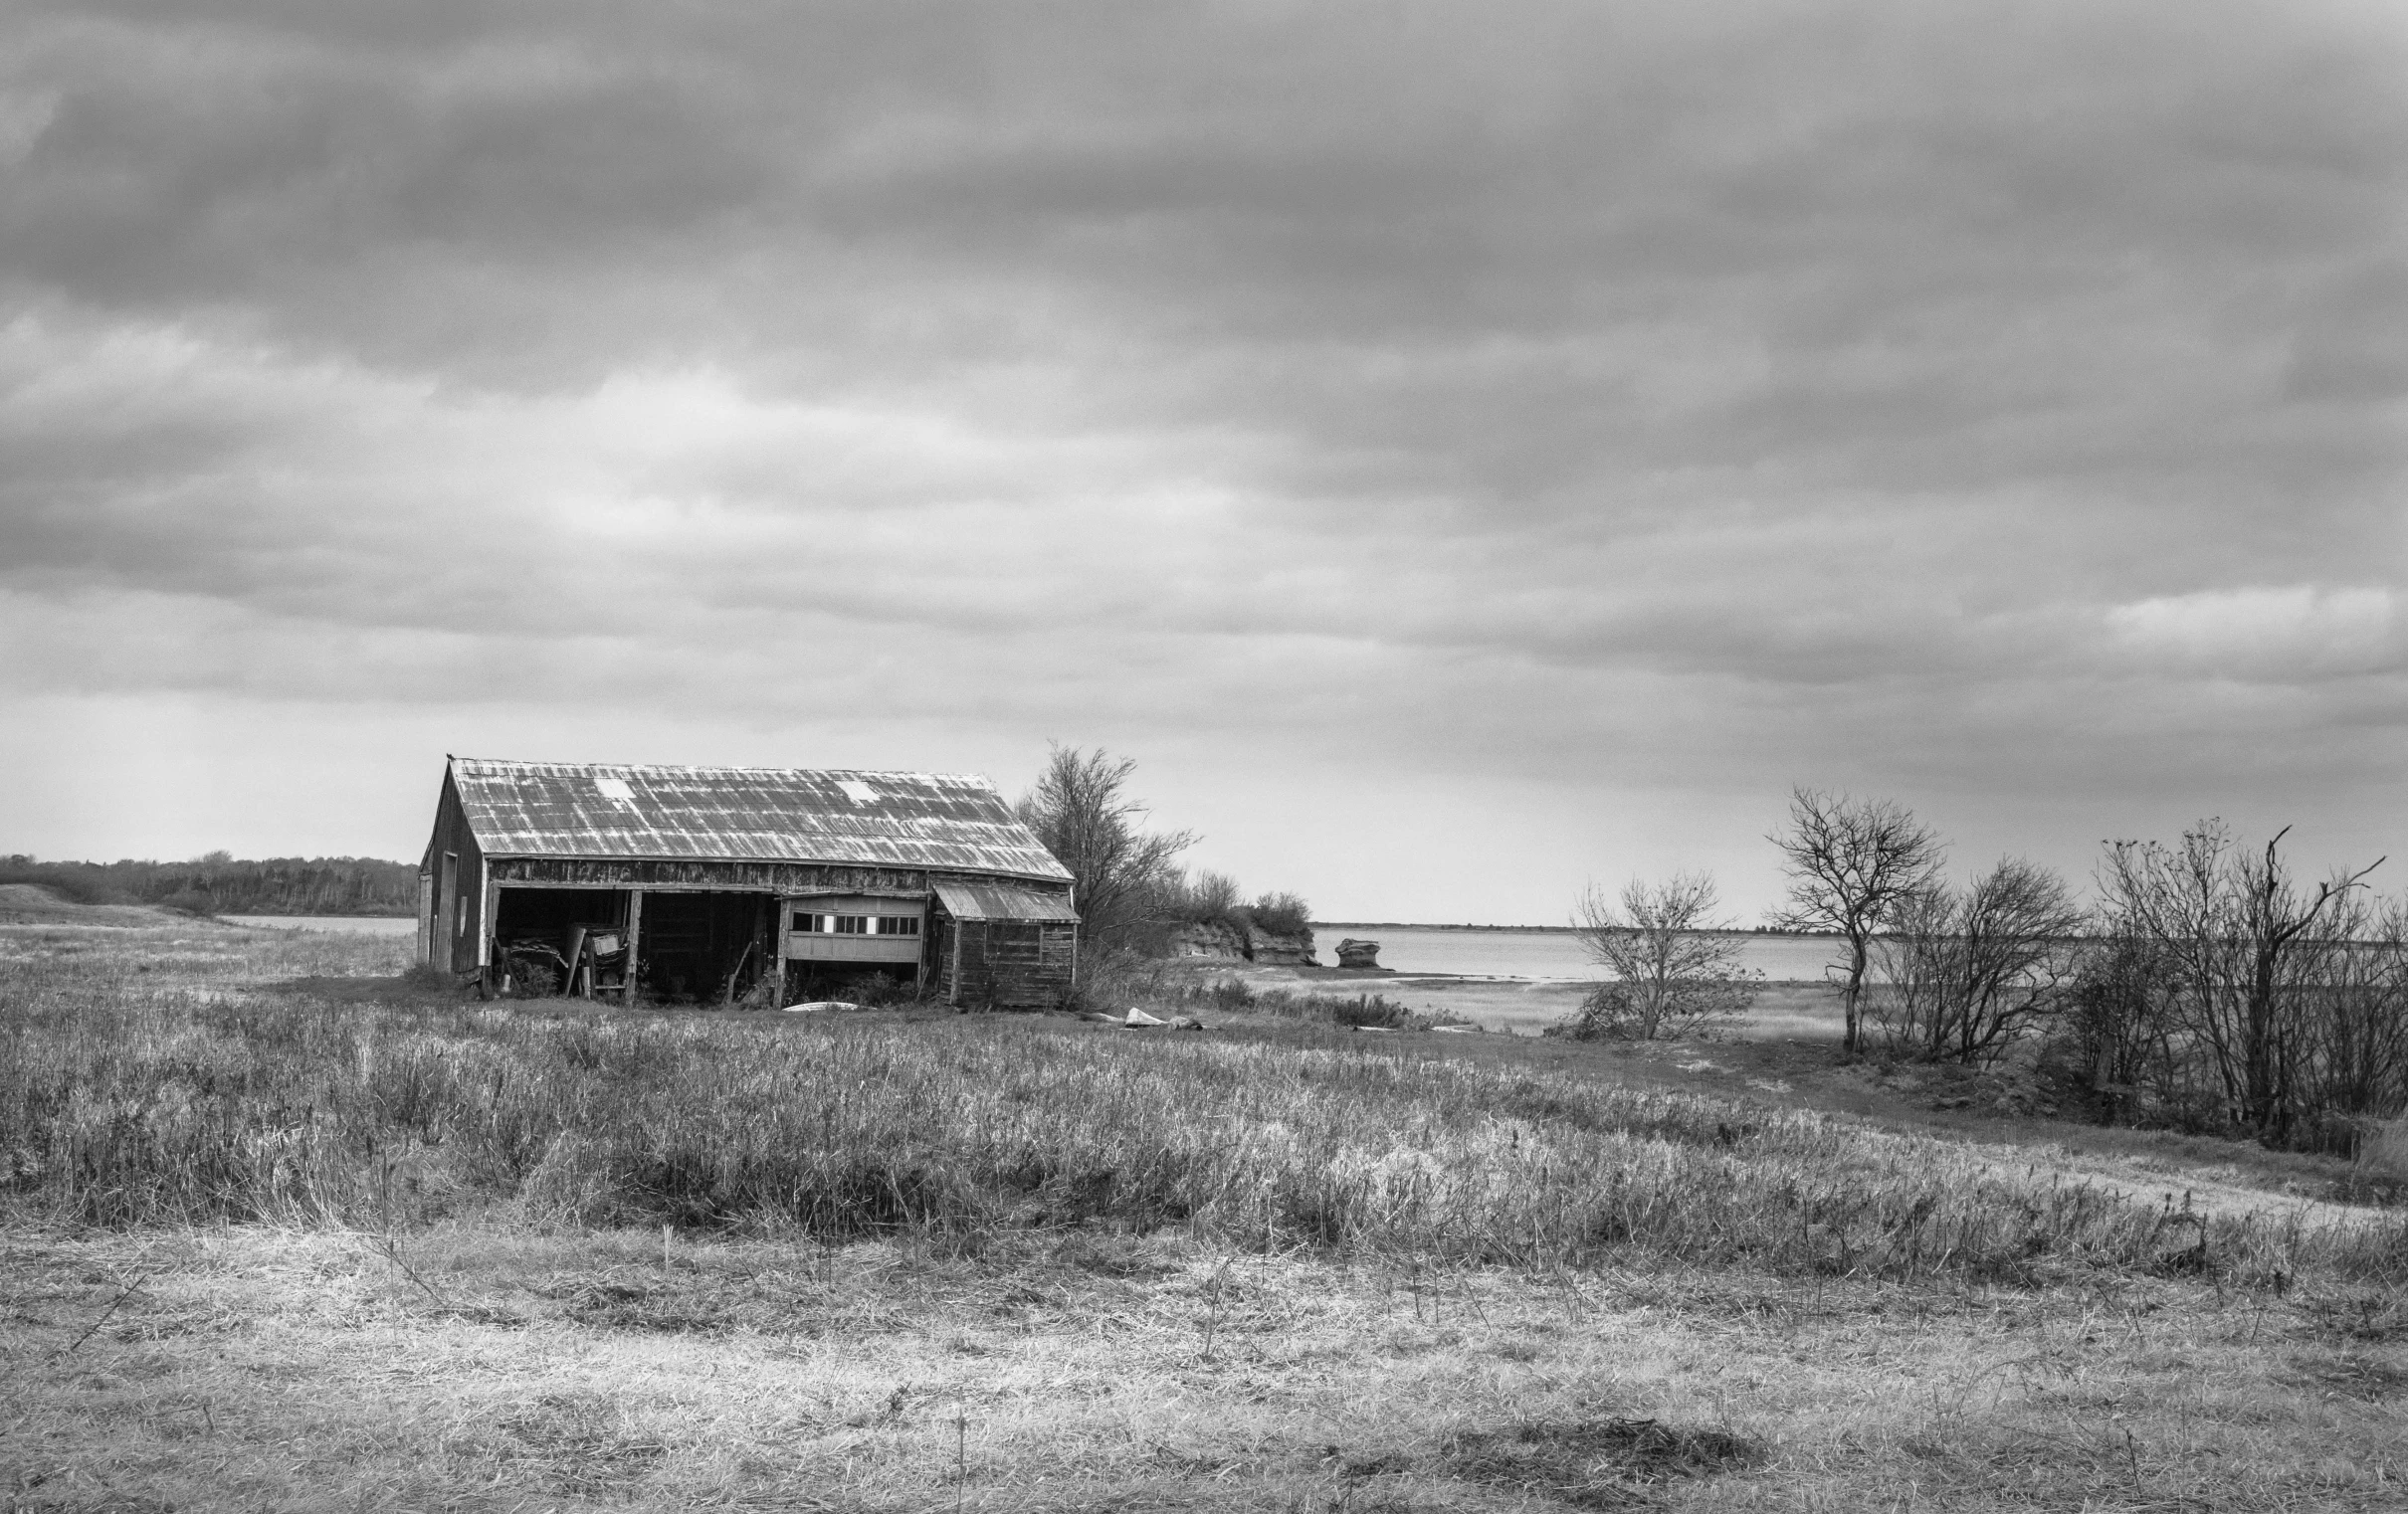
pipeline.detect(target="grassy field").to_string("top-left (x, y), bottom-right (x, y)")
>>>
top-left (5, 905), bottom-right (2405, 1511)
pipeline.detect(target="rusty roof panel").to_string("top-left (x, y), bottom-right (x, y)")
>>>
top-left (931, 880), bottom-right (1083, 922)
top-left (451, 759), bottom-right (1072, 882)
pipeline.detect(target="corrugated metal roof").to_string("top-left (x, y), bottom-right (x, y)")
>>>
top-left (931, 880), bottom-right (1083, 922)
top-left (451, 759), bottom-right (1073, 882)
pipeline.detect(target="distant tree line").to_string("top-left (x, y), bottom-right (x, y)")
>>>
top-left (0, 852), bottom-right (418, 916)
top-left (1567, 787), bottom-right (2407, 1158)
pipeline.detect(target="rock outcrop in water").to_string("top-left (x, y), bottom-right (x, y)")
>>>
top-left (1334, 938), bottom-right (1381, 969)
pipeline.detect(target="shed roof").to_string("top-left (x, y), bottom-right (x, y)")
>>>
top-left (448, 759), bottom-right (1073, 883)
top-left (931, 880), bottom-right (1084, 923)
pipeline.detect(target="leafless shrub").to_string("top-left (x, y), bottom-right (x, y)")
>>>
top-left (1563, 873), bottom-right (1759, 1041)
top-left (1246, 891), bottom-right (1311, 938)
top-left (1871, 857), bottom-right (2086, 1064)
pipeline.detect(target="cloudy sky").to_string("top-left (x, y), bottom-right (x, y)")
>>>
top-left (1, 0), bottom-right (2402, 922)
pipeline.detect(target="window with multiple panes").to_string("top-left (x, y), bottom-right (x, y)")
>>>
top-left (791, 911), bottom-right (921, 936)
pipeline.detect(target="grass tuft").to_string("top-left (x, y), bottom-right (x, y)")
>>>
top-left (1443, 1417), bottom-right (1760, 1506)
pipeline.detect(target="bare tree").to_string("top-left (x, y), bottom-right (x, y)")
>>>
top-left (1768, 787), bottom-right (1946, 1054)
top-left (1872, 857), bottom-right (2086, 1063)
top-left (2099, 822), bottom-right (2381, 1139)
top-left (1566, 872), bottom-right (1760, 1041)
top-left (1016, 746), bottom-right (1196, 948)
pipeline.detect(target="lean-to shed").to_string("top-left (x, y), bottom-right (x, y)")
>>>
top-left (417, 758), bottom-right (1078, 1009)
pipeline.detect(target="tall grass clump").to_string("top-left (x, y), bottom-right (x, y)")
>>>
top-left (5, 934), bottom-right (2401, 1288)
top-left (1254, 988), bottom-right (1433, 1030)
top-left (1117, 972), bottom-right (1456, 1029)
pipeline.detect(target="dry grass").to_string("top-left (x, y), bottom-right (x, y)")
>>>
top-left (8, 1225), bottom-right (2406, 1512)
top-left (4, 913), bottom-right (2405, 1511)
top-left (2359, 1119), bottom-right (2408, 1184)
top-left (12, 933), bottom-right (2399, 1285)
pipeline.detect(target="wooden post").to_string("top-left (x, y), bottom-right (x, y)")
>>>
top-left (623, 888), bottom-right (644, 1006)
top-left (771, 895), bottom-right (788, 1010)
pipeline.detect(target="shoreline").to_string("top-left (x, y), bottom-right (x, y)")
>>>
top-left (1312, 921), bottom-right (1842, 936)
top-left (1284, 963), bottom-right (1831, 988)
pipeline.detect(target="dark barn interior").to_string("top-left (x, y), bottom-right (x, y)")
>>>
top-left (493, 887), bottom-right (622, 940)
top-left (634, 892), bottom-right (771, 1004)
top-left (491, 888), bottom-right (774, 1003)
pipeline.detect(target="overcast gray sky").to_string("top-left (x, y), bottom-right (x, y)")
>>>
top-left (1, 0), bottom-right (2402, 922)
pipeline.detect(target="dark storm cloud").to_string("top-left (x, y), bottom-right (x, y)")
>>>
top-left (1, 0), bottom-right (2403, 910)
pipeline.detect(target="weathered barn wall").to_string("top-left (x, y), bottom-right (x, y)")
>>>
top-left (417, 770), bottom-right (488, 977)
top-left (942, 917), bottom-right (1078, 1009)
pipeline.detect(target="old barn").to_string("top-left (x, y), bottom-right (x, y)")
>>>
top-left (416, 758), bottom-right (1078, 1008)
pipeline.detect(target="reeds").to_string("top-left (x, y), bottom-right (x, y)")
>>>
top-left (4, 930), bottom-right (2401, 1289)
top-left (1138, 970), bottom-right (1454, 1030)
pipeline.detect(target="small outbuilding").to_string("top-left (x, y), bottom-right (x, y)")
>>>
top-left (416, 758), bottom-right (1078, 1009)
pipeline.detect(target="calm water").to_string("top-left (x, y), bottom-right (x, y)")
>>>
top-left (225, 914), bottom-right (418, 935)
top-left (1312, 925), bottom-right (1843, 982)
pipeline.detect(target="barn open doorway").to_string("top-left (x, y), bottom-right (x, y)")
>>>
top-left (639, 891), bottom-right (772, 1005)
top-left (492, 886), bottom-right (628, 997)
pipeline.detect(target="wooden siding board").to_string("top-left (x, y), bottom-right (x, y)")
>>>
top-left (457, 825), bottom-right (486, 981)
top-left (415, 871), bottom-right (434, 967)
top-left (920, 897), bottom-right (1075, 1009)
top-left (478, 857), bottom-right (497, 971)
